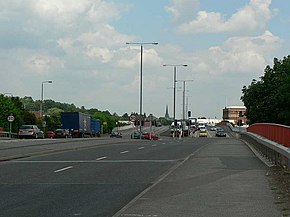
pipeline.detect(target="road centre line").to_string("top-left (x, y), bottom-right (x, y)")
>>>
top-left (96, 156), bottom-right (107, 161)
top-left (54, 166), bottom-right (73, 173)
top-left (120, 150), bottom-right (129, 154)
top-left (138, 147), bottom-right (144, 150)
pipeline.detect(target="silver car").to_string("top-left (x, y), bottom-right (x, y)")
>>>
top-left (18, 125), bottom-right (44, 139)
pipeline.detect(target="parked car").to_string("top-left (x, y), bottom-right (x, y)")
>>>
top-left (131, 131), bottom-right (143, 139)
top-left (47, 131), bottom-right (55, 138)
top-left (54, 129), bottom-right (71, 138)
top-left (18, 125), bottom-right (44, 139)
top-left (110, 131), bottom-right (122, 138)
top-left (216, 128), bottom-right (226, 137)
top-left (142, 132), bottom-right (159, 140)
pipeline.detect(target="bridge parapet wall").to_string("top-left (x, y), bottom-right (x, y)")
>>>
top-left (247, 123), bottom-right (290, 147)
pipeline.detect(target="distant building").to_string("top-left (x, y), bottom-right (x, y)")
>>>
top-left (223, 106), bottom-right (247, 125)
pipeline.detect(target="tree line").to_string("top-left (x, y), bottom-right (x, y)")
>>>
top-left (241, 55), bottom-right (290, 125)
top-left (0, 96), bottom-right (130, 134)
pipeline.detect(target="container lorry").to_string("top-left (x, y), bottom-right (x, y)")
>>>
top-left (91, 118), bottom-right (101, 137)
top-left (61, 112), bottom-right (101, 137)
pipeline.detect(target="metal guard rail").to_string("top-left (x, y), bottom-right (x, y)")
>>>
top-left (0, 131), bottom-right (18, 139)
top-left (241, 132), bottom-right (290, 169)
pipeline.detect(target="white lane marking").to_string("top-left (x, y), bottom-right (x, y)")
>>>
top-left (152, 144), bottom-right (157, 147)
top-left (138, 147), bottom-right (144, 150)
top-left (96, 156), bottom-right (107, 161)
top-left (120, 150), bottom-right (129, 154)
top-left (54, 166), bottom-right (73, 173)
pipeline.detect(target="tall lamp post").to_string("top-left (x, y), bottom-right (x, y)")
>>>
top-left (176, 80), bottom-right (193, 121)
top-left (126, 42), bottom-right (158, 136)
top-left (40, 80), bottom-right (52, 126)
top-left (163, 64), bottom-right (187, 138)
top-left (176, 79), bottom-right (193, 136)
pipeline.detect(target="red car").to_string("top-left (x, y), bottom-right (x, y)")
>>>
top-left (47, 131), bottom-right (55, 138)
top-left (54, 129), bottom-right (71, 138)
top-left (142, 132), bottom-right (159, 140)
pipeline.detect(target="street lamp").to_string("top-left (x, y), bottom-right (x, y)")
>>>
top-left (163, 64), bottom-right (188, 138)
top-left (176, 80), bottom-right (193, 121)
top-left (176, 79), bottom-right (193, 136)
top-left (40, 80), bottom-right (53, 120)
top-left (126, 42), bottom-right (158, 136)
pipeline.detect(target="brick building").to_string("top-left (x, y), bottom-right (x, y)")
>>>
top-left (222, 106), bottom-right (247, 125)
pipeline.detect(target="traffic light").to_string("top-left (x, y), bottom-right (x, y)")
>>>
top-left (237, 119), bottom-right (243, 126)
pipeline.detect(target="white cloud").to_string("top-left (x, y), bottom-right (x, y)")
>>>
top-left (27, 54), bottom-right (64, 74)
top-left (177, 0), bottom-right (272, 34)
top-left (192, 31), bottom-right (281, 78)
top-left (165, 0), bottom-right (199, 23)
top-left (118, 46), bottom-right (162, 69)
top-left (77, 25), bottom-right (134, 48)
top-left (32, 0), bottom-right (123, 26)
top-left (85, 46), bottom-right (113, 63)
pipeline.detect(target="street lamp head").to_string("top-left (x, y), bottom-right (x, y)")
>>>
top-left (163, 64), bottom-right (188, 67)
top-left (126, 42), bottom-right (158, 46)
top-left (42, 80), bottom-right (53, 84)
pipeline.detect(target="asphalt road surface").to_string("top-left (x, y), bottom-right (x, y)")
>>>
top-left (0, 136), bottom-right (205, 217)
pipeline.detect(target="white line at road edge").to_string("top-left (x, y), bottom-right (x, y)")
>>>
top-left (120, 151), bottom-right (129, 154)
top-left (96, 156), bottom-right (107, 161)
top-left (54, 166), bottom-right (73, 173)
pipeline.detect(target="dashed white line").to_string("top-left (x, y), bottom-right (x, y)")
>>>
top-left (138, 147), bottom-right (145, 150)
top-left (54, 166), bottom-right (73, 173)
top-left (96, 156), bottom-right (107, 161)
top-left (120, 150), bottom-right (129, 154)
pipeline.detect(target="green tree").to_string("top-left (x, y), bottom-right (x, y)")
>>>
top-left (241, 55), bottom-right (290, 125)
top-left (46, 107), bottom-right (64, 130)
top-left (0, 95), bottom-right (24, 132)
top-left (92, 111), bottom-right (120, 133)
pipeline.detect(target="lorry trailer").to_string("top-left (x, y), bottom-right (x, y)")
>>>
top-left (61, 112), bottom-right (101, 137)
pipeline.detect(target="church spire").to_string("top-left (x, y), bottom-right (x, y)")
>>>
top-left (165, 104), bottom-right (170, 120)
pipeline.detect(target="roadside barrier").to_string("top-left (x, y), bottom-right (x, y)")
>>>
top-left (247, 123), bottom-right (290, 147)
top-left (237, 123), bottom-right (290, 170)
top-left (0, 131), bottom-right (18, 139)
top-left (241, 132), bottom-right (290, 169)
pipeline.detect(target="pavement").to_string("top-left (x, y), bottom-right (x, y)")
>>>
top-left (113, 136), bottom-right (282, 217)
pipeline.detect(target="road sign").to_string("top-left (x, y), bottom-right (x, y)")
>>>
top-left (8, 115), bottom-right (15, 122)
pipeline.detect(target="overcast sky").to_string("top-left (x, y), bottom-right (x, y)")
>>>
top-left (1, 0), bottom-right (289, 118)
